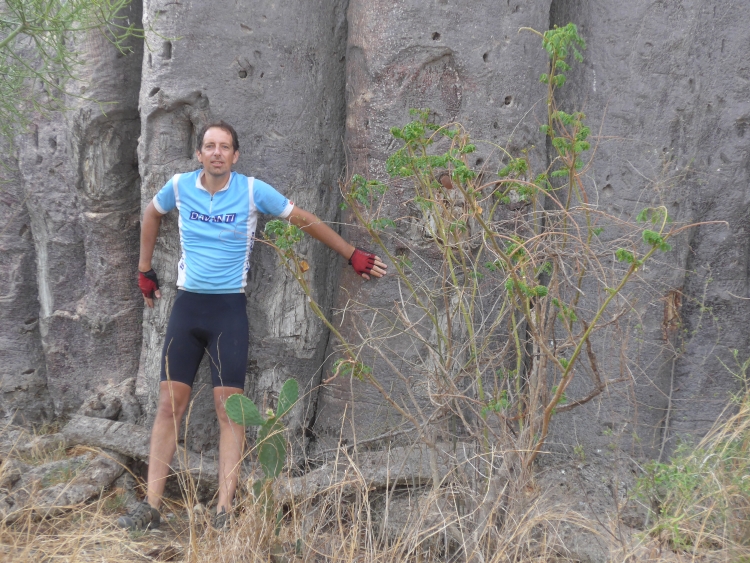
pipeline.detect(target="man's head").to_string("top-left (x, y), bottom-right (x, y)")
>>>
top-left (197, 121), bottom-right (239, 151)
top-left (195, 121), bottom-right (240, 179)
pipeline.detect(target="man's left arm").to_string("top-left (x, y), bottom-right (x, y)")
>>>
top-left (287, 207), bottom-right (387, 280)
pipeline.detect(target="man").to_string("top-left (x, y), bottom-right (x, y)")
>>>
top-left (118, 121), bottom-right (386, 531)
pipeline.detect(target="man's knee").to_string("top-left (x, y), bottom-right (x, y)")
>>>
top-left (155, 382), bottom-right (191, 421)
top-left (214, 387), bottom-right (243, 427)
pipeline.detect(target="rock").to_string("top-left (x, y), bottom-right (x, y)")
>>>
top-left (110, 471), bottom-right (138, 507)
top-left (0, 140), bottom-right (54, 426)
top-left (63, 416), bottom-right (150, 459)
top-left (31, 452), bottom-right (126, 518)
top-left (372, 488), bottom-right (462, 545)
top-left (62, 415), bottom-right (219, 496)
top-left (77, 378), bottom-right (141, 422)
top-left (112, 470), bottom-right (138, 494)
top-left (9, 0), bottom-right (143, 420)
top-left (276, 444), bottom-right (475, 503)
top-left (78, 396), bottom-right (121, 420)
top-left (0, 429), bottom-right (24, 458)
top-left (0, 429), bottom-right (66, 461)
top-left (62, 417), bottom-right (486, 508)
top-left (0, 459), bottom-right (30, 491)
top-left (1, 450), bottom-right (125, 523)
top-left (14, 433), bottom-right (67, 459)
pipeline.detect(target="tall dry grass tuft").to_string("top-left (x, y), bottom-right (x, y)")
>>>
top-left (636, 386), bottom-right (750, 561)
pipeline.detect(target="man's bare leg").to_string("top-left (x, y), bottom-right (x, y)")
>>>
top-left (213, 386), bottom-right (245, 512)
top-left (146, 380), bottom-right (192, 509)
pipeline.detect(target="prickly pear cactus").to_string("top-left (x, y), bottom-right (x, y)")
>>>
top-left (258, 419), bottom-right (286, 479)
top-left (224, 379), bottom-right (299, 481)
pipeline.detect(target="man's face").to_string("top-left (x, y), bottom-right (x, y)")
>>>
top-left (196, 127), bottom-right (239, 178)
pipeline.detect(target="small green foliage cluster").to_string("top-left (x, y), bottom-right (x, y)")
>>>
top-left (265, 219), bottom-right (303, 251)
top-left (344, 174), bottom-right (389, 210)
top-left (540, 23), bottom-right (586, 88)
top-left (616, 206), bottom-right (673, 264)
top-left (496, 156), bottom-right (544, 204)
top-left (504, 278), bottom-right (548, 298)
top-left (385, 109), bottom-right (477, 187)
top-left (638, 207), bottom-right (673, 251)
top-left (615, 248), bottom-right (636, 264)
top-left (481, 390), bottom-right (509, 417)
top-left (642, 230), bottom-right (671, 252)
top-left (548, 111), bottom-right (590, 178)
top-left (636, 408), bottom-right (750, 549)
top-left (551, 297), bottom-right (577, 323)
top-left (369, 217), bottom-right (396, 231)
top-left (332, 359), bottom-right (372, 381)
top-left (504, 236), bottom-right (528, 264)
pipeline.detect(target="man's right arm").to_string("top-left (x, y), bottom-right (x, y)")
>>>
top-left (139, 201), bottom-right (165, 308)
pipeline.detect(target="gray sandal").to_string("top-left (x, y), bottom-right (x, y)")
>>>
top-left (117, 500), bottom-right (161, 531)
top-left (211, 507), bottom-right (230, 530)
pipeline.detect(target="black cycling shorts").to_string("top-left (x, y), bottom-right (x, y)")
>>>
top-left (160, 290), bottom-right (249, 389)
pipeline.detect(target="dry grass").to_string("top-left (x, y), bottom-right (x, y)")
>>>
top-left (635, 389), bottom-right (750, 562)
top-left (0, 433), bottom-right (743, 563)
top-left (1, 394), bottom-right (747, 563)
top-left (0, 472), bottom-right (599, 563)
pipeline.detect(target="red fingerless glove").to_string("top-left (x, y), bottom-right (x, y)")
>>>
top-left (348, 248), bottom-right (377, 276)
top-left (138, 269), bottom-right (160, 298)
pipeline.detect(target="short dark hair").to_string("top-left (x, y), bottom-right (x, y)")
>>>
top-left (197, 120), bottom-right (239, 151)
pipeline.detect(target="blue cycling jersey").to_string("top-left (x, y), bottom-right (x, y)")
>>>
top-left (153, 170), bottom-right (293, 293)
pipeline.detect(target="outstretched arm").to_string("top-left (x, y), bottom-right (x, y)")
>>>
top-left (287, 206), bottom-right (387, 280)
top-left (138, 201), bottom-right (165, 307)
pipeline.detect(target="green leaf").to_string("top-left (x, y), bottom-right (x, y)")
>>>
top-left (225, 394), bottom-right (265, 426)
top-left (397, 255), bottom-right (412, 269)
top-left (616, 248), bottom-right (635, 264)
top-left (264, 220), bottom-right (303, 250)
top-left (534, 285), bottom-right (549, 297)
top-left (276, 379), bottom-right (299, 418)
top-left (333, 359), bottom-right (372, 380)
top-left (551, 137), bottom-right (570, 151)
top-left (642, 230), bottom-right (663, 247)
top-left (369, 217), bottom-right (397, 231)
